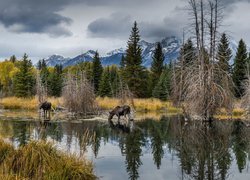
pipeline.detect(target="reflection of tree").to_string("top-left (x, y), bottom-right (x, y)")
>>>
top-left (92, 126), bottom-right (101, 158)
top-left (174, 121), bottom-right (233, 180)
top-left (124, 130), bottom-right (143, 180)
top-left (12, 122), bottom-right (31, 146)
top-left (232, 121), bottom-right (248, 173)
top-left (150, 121), bottom-right (164, 169)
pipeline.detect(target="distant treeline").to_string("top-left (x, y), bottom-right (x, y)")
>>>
top-left (0, 22), bottom-right (249, 100)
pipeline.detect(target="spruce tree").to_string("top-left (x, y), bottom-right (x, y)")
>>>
top-left (233, 39), bottom-right (248, 98)
top-left (124, 21), bottom-right (147, 97)
top-left (98, 68), bottom-right (111, 97)
top-left (92, 51), bottom-right (103, 93)
top-left (13, 53), bottom-right (35, 97)
top-left (10, 55), bottom-right (17, 63)
top-left (152, 67), bottom-right (171, 101)
top-left (180, 39), bottom-right (196, 66)
top-left (109, 65), bottom-right (120, 96)
top-left (120, 54), bottom-right (126, 68)
top-left (151, 42), bottom-right (164, 88)
top-left (40, 59), bottom-right (50, 86)
top-left (48, 64), bottom-right (63, 97)
top-left (217, 33), bottom-right (232, 73)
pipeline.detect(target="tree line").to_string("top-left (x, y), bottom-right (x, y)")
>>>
top-left (0, 22), bottom-right (249, 102)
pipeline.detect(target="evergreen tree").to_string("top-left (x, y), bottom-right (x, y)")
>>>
top-left (40, 59), bottom-right (50, 86)
top-left (98, 68), bottom-right (111, 97)
top-left (151, 42), bottom-right (164, 89)
top-left (124, 21), bottom-right (147, 97)
top-left (232, 39), bottom-right (248, 98)
top-left (120, 54), bottom-right (126, 68)
top-left (92, 51), bottom-right (103, 93)
top-left (13, 53), bottom-right (35, 97)
top-left (180, 39), bottom-right (196, 66)
top-left (217, 33), bottom-right (232, 73)
top-left (152, 67), bottom-right (171, 101)
top-left (48, 64), bottom-right (63, 97)
top-left (10, 55), bottom-right (17, 63)
top-left (109, 65), bottom-right (120, 96)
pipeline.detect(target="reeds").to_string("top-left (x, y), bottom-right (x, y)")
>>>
top-left (96, 97), bottom-right (181, 113)
top-left (0, 97), bottom-right (63, 110)
top-left (0, 139), bottom-right (96, 180)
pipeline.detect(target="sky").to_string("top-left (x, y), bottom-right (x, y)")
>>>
top-left (0, 0), bottom-right (250, 62)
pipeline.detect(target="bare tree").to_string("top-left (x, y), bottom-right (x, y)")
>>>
top-left (242, 70), bottom-right (250, 119)
top-left (36, 71), bottom-right (47, 104)
top-left (172, 0), bottom-right (233, 121)
top-left (62, 71), bottom-right (97, 116)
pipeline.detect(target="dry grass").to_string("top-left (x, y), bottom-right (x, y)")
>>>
top-left (0, 97), bottom-right (63, 110)
top-left (0, 139), bottom-right (96, 180)
top-left (96, 97), bottom-right (182, 113)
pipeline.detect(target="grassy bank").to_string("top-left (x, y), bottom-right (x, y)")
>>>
top-left (0, 139), bottom-right (96, 179)
top-left (0, 97), bottom-right (63, 110)
top-left (0, 96), bottom-right (181, 113)
top-left (96, 97), bottom-right (181, 113)
top-left (0, 96), bottom-right (246, 119)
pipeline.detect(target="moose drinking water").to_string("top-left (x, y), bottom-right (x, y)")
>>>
top-left (108, 105), bottom-right (132, 125)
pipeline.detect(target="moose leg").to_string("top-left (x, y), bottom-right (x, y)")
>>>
top-left (117, 115), bottom-right (120, 125)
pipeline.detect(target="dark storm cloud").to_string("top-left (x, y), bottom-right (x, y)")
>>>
top-left (0, 0), bottom-right (76, 37)
top-left (87, 12), bottom-right (186, 41)
top-left (87, 13), bottom-right (132, 38)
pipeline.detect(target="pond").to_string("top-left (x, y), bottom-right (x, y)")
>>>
top-left (0, 115), bottom-right (249, 180)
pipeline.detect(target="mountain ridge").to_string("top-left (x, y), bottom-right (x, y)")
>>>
top-left (44, 36), bottom-right (241, 68)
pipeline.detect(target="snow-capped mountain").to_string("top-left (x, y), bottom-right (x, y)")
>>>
top-left (43, 36), bottom-right (241, 68)
top-left (43, 36), bottom-right (181, 68)
top-left (45, 55), bottom-right (70, 67)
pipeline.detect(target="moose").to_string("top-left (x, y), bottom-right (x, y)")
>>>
top-left (108, 105), bottom-right (132, 125)
top-left (39, 101), bottom-right (52, 120)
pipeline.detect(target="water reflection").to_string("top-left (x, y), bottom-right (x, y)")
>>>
top-left (0, 116), bottom-right (249, 180)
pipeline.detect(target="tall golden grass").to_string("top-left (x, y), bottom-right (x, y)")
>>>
top-left (0, 139), bottom-right (96, 180)
top-left (0, 96), bottom-right (246, 119)
top-left (0, 97), bottom-right (63, 110)
top-left (96, 97), bottom-right (182, 113)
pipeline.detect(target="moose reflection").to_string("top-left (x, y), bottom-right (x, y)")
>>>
top-left (0, 117), bottom-right (250, 180)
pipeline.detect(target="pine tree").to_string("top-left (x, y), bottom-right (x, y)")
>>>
top-left (124, 21), bottom-right (147, 97)
top-left (217, 33), bottom-right (232, 73)
top-left (92, 51), bottom-right (103, 93)
top-left (120, 54), bottom-right (126, 68)
top-left (98, 68), bottom-right (111, 97)
top-left (109, 65), bottom-right (120, 96)
top-left (233, 39), bottom-right (248, 98)
top-left (151, 42), bottom-right (164, 89)
top-left (40, 59), bottom-right (50, 86)
top-left (180, 39), bottom-right (196, 66)
top-left (48, 64), bottom-right (63, 97)
top-left (10, 55), bottom-right (17, 63)
top-left (13, 53), bottom-right (35, 97)
top-left (152, 67), bottom-right (171, 101)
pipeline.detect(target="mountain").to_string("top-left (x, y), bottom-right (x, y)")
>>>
top-left (43, 36), bottom-right (181, 68)
top-left (44, 36), bottom-right (241, 68)
top-left (45, 55), bottom-right (70, 67)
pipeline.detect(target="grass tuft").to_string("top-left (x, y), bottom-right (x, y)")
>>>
top-left (0, 140), bottom-right (96, 180)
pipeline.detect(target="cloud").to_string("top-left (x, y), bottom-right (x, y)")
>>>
top-left (0, 0), bottom-right (74, 37)
top-left (87, 13), bottom-right (132, 39)
top-left (87, 10), bottom-right (187, 42)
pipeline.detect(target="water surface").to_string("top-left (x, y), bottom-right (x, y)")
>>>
top-left (0, 116), bottom-right (249, 180)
